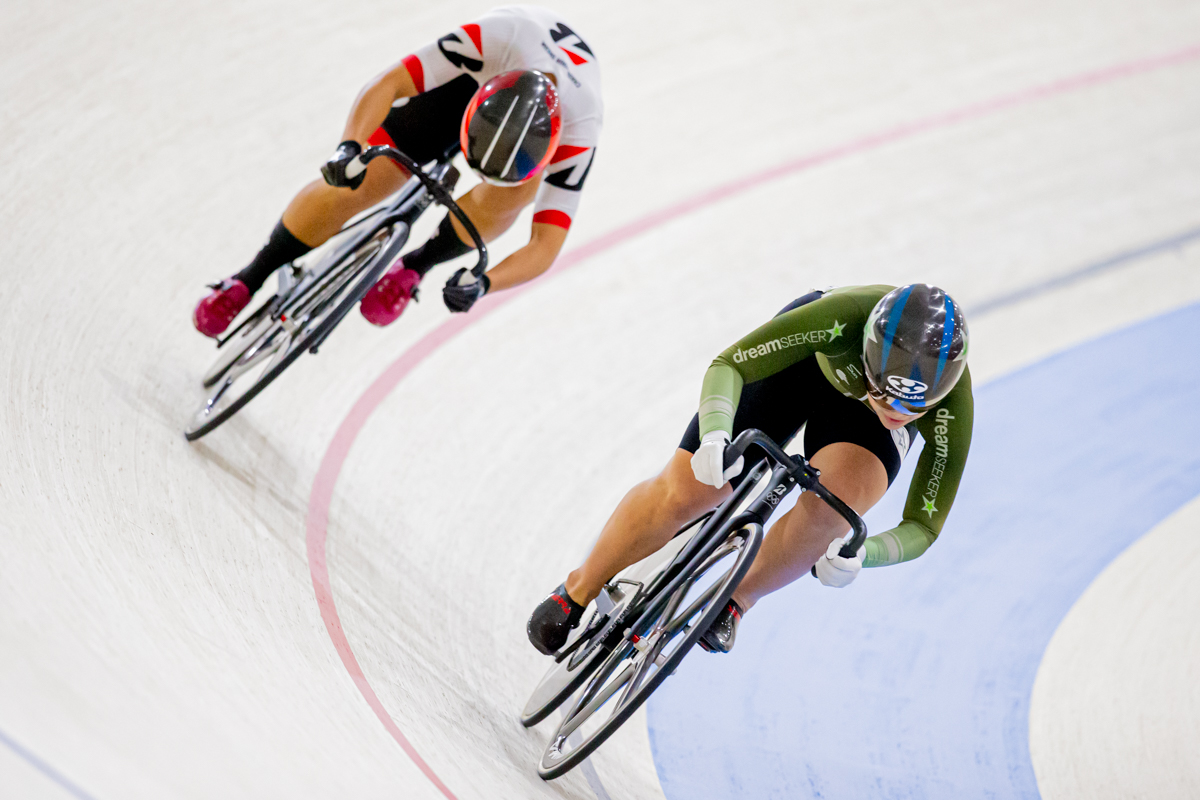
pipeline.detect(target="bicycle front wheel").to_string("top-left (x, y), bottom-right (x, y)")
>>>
top-left (536, 521), bottom-right (764, 780)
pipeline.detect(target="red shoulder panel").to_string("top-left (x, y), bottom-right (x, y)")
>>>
top-left (401, 54), bottom-right (425, 93)
top-left (462, 23), bottom-right (483, 55)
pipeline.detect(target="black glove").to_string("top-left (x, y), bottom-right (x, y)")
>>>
top-left (320, 140), bottom-right (366, 189)
top-left (443, 268), bottom-right (490, 313)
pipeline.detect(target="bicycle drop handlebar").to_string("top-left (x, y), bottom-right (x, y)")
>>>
top-left (722, 428), bottom-right (868, 558)
top-left (359, 145), bottom-right (489, 278)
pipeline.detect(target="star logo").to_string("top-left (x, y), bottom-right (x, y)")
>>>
top-left (922, 498), bottom-right (938, 517)
top-left (826, 320), bottom-right (845, 341)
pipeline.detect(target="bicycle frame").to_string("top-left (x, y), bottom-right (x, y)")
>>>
top-left (618, 429), bottom-right (867, 648)
top-left (186, 145), bottom-right (492, 441)
top-left (215, 145), bottom-right (488, 350)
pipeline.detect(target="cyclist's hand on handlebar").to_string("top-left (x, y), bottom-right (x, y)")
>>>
top-left (320, 140), bottom-right (368, 189)
top-left (814, 537), bottom-right (864, 588)
top-left (690, 431), bottom-right (744, 488)
top-left (443, 267), bottom-right (490, 313)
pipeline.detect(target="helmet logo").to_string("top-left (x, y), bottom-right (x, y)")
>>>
top-left (887, 375), bottom-right (928, 398)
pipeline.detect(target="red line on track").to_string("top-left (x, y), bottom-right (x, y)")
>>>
top-left (304, 43), bottom-right (1200, 799)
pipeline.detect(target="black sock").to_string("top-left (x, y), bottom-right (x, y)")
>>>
top-left (234, 221), bottom-right (313, 295)
top-left (401, 214), bottom-right (474, 277)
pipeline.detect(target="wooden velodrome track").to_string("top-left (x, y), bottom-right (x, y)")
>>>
top-left (2, 0), bottom-right (1199, 797)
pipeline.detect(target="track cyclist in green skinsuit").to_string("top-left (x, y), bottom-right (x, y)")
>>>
top-left (527, 284), bottom-right (973, 655)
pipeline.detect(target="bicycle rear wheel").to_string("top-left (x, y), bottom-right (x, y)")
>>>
top-left (520, 511), bottom-right (715, 728)
top-left (200, 299), bottom-right (277, 388)
top-left (536, 521), bottom-right (764, 780)
top-left (184, 222), bottom-right (407, 441)
top-left (521, 594), bottom-right (623, 729)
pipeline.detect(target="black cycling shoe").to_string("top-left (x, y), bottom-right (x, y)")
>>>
top-left (527, 583), bottom-right (586, 655)
top-left (698, 599), bottom-right (743, 654)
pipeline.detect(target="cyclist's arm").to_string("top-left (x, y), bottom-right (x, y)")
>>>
top-left (698, 293), bottom-right (864, 436)
top-left (862, 369), bottom-right (974, 567)
top-left (340, 58), bottom-right (420, 145)
top-left (482, 223), bottom-right (567, 291)
top-left (484, 131), bottom-right (599, 292)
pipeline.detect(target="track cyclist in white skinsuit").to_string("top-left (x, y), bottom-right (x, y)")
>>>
top-left (193, 5), bottom-right (603, 336)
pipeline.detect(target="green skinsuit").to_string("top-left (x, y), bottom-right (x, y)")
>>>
top-left (698, 285), bottom-right (973, 567)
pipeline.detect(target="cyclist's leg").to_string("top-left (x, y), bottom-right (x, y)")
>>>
top-left (565, 449), bottom-right (728, 606)
top-left (241, 75), bottom-right (480, 289)
top-left (731, 376), bottom-right (913, 610)
top-left (220, 144), bottom-right (409, 305)
top-left (560, 292), bottom-right (834, 607)
top-left (563, 354), bottom-right (826, 606)
top-left (397, 175), bottom-right (541, 290)
top-left (287, 73), bottom-right (489, 248)
top-left (730, 442), bottom-right (888, 609)
top-left (280, 159), bottom-right (410, 248)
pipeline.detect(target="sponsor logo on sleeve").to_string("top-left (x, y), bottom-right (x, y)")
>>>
top-left (920, 406), bottom-right (956, 517)
top-left (549, 22), bottom-right (593, 65)
top-left (731, 321), bottom-right (844, 363)
top-left (538, 40), bottom-right (582, 87)
top-left (438, 26), bottom-right (483, 72)
top-left (545, 147), bottom-right (595, 191)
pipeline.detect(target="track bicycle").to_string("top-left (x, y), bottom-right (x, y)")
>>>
top-left (184, 144), bottom-right (487, 441)
top-left (521, 428), bottom-right (867, 780)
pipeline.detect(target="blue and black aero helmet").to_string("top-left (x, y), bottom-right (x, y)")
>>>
top-left (862, 284), bottom-right (969, 412)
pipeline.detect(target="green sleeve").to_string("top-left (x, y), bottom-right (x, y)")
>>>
top-left (862, 368), bottom-right (974, 567)
top-left (862, 521), bottom-right (938, 567)
top-left (698, 293), bottom-right (863, 436)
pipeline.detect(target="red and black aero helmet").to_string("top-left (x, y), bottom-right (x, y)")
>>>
top-left (460, 70), bottom-right (561, 186)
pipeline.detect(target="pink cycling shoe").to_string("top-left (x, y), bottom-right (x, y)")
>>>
top-left (193, 279), bottom-right (251, 338)
top-left (360, 262), bottom-right (422, 326)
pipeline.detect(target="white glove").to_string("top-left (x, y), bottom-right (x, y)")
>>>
top-left (690, 431), bottom-right (744, 488)
top-left (815, 537), bottom-right (864, 588)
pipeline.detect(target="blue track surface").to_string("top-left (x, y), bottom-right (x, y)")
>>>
top-left (647, 301), bottom-right (1200, 799)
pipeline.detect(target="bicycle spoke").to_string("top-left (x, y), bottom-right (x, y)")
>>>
top-left (538, 526), bottom-right (763, 780)
top-left (222, 329), bottom-right (284, 384)
top-left (619, 636), bottom-right (662, 706)
top-left (556, 661), bottom-right (636, 743)
top-left (665, 578), bottom-right (724, 639)
top-left (201, 376), bottom-right (234, 416)
top-left (288, 233), bottom-right (384, 327)
top-left (563, 642), bottom-right (631, 721)
top-left (618, 561), bottom-right (727, 707)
